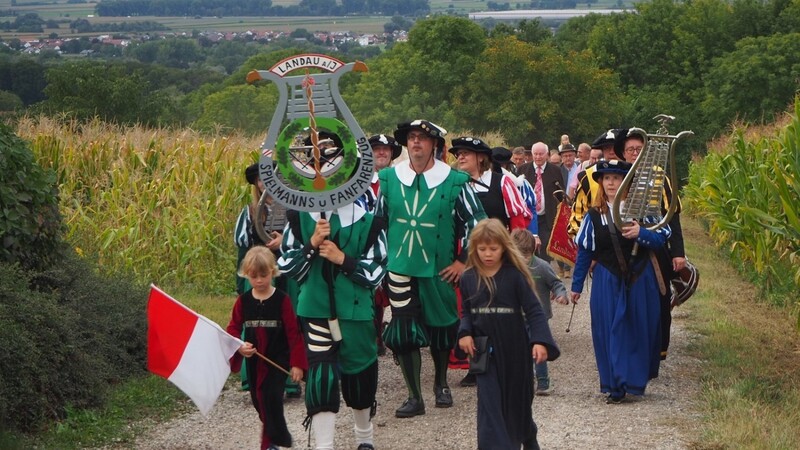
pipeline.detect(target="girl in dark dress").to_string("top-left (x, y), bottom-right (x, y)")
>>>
top-left (458, 219), bottom-right (560, 450)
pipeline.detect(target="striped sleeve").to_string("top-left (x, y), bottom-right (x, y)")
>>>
top-left (570, 216), bottom-right (595, 294)
top-left (354, 189), bottom-right (377, 213)
top-left (233, 206), bottom-right (251, 248)
top-left (455, 182), bottom-right (488, 256)
top-left (569, 173), bottom-right (591, 237)
top-left (574, 211), bottom-right (595, 252)
top-left (662, 176), bottom-right (682, 214)
top-left (347, 223), bottom-right (388, 289)
top-left (277, 218), bottom-right (312, 283)
top-left (500, 174), bottom-right (532, 230)
top-left (517, 178), bottom-right (539, 235)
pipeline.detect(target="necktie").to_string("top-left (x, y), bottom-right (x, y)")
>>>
top-left (534, 166), bottom-right (544, 215)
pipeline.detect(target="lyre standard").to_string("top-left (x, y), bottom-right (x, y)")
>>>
top-left (247, 54), bottom-right (373, 214)
top-left (611, 114), bottom-right (693, 234)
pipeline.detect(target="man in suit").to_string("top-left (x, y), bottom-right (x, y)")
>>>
top-left (518, 142), bottom-right (564, 263)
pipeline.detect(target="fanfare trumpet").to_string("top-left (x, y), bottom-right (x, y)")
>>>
top-left (611, 115), bottom-right (693, 251)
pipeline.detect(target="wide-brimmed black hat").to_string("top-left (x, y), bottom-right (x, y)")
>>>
top-left (592, 159), bottom-right (632, 182)
top-left (591, 129), bottom-right (623, 149)
top-left (245, 163), bottom-right (259, 185)
top-left (369, 134), bottom-right (402, 160)
top-left (448, 137), bottom-right (492, 156)
top-left (394, 119), bottom-right (447, 153)
top-left (491, 146), bottom-right (512, 164)
top-left (559, 143), bottom-right (577, 154)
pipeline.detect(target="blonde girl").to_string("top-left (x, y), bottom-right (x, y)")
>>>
top-left (456, 218), bottom-right (559, 450)
top-left (227, 246), bottom-right (307, 450)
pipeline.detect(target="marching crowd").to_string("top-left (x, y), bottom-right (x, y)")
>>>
top-left (228, 119), bottom-right (687, 450)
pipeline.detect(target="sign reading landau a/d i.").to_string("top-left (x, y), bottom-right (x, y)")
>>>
top-left (246, 54), bottom-right (373, 212)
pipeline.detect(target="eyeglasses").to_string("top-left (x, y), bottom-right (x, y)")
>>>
top-left (407, 132), bottom-right (431, 141)
top-left (624, 146), bottom-right (643, 154)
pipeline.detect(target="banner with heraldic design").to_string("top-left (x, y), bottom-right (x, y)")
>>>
top-left (246, 54), bottom-right (373, 212)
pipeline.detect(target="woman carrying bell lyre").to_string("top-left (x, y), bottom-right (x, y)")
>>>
top-left (568, 160), bottom-right (670, 404)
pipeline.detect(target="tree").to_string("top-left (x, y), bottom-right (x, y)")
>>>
top-left (553, 13), bottom-right (608, 54)
top-left (345, 17), bottom-right (487, 133)
top-left (515, 19), bottom-right (552, 45)
top-left (194, 83), bottom-right (278, 134)
top-left (587, 0), bottom-right (686, 88)
top-left (701, 33), bottom-right (800, 133)
top-left (668, 0), bottom-right (737, 100)
top-left (452, 36), bottom-right (624, 146)
top-left (41, 61), bottom-right (173, 126)
top-left (488, 19), bottom-right (551, 45)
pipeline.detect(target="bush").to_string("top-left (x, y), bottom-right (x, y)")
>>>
top-left (0, 122), bottom-right (64, 271)
top-left (0, 249), bottom-right (148, 434)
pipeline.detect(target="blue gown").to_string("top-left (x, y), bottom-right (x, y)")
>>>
top-left (571, 208), bottom-right (670, 397)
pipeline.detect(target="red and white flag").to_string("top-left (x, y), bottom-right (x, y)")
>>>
top-left (147, 285), bottom-right (242, 416)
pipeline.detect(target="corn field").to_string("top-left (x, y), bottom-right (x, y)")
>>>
top-left (684, 99), bottom-right (800, 325)
top-left (20, 116), bottom-right (262, 294)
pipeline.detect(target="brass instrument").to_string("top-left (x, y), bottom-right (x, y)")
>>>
top-left (611, 114), bottom-right (693, 234)
top-left (254, 190), bottom-right (288, 244)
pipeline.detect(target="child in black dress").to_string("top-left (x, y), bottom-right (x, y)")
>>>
top-left (227, 246), bottom-right (307, 450)
top-left (458, 219), bottom-right (560, 450)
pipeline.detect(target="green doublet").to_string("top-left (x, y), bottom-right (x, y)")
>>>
top-left (295, 213), bottom-right (375, 321)
top-left (379, 166), bottom-right (471, 327)
top-left (379, 168), bottom-right (469, 277)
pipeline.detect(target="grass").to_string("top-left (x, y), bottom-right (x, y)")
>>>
top-left (680, 217), bottom-right (800, 449)
top-left (3, 375), bottom-right (191, 449)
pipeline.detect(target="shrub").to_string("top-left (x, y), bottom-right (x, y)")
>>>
top-left (0, 121), bottom-right (64, 271)
top-left (0, 255), bottom-right (148, 433)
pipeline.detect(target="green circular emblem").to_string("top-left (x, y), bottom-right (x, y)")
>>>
top-left (275, 116), bottom-right (357, 192)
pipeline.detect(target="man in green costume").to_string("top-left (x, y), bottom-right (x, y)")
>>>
top-left (279, 203), bottom-right (387, 450)
top-left (377, 119), bottom-right (487, 417)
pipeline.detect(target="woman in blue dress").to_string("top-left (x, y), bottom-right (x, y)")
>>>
top-left (569, 160), bottom-right (671, 404)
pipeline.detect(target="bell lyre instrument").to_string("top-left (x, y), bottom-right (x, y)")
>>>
top-left (611, 115), bottom-right (693, 253)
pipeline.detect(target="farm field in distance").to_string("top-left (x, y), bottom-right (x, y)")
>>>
top-left (1, 0), bottom-right (633, 41)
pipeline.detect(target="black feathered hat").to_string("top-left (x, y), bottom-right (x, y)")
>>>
top-left (591, 129), bottom-right (622, 150)
top-left (491, 146), bottom-right (512, 164)
top-left (368, 134), bottom-right (402, 160)
top-left (394, 119), bottom-right (447, 153)
top-left (448, 136), bottom-right (492, 156)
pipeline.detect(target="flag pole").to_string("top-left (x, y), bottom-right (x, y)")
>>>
top-left (253, 350), bottom-right (300, 381)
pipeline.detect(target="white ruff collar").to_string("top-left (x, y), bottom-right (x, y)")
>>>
top-left (394, 159), bottom-right (451, 188)
top-left (310, 203), bottom-right (367, 227)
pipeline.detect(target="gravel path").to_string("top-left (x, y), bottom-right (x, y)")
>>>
top-left (127, 285), bottom-right (702, 450)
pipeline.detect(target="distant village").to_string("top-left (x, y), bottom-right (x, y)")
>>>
top-left (12, 27), bottom-right (410, 56)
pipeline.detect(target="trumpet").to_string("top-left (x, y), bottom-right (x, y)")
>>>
top-left (611, 114), bottom-right (693, 234)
